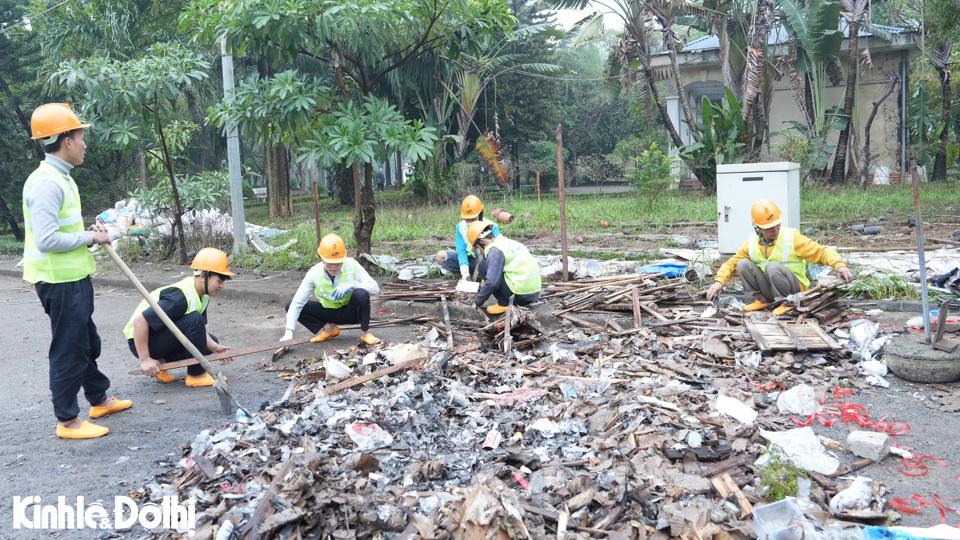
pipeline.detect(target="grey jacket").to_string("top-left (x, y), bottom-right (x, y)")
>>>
top-left (23, 155), bottom-right (93, 253)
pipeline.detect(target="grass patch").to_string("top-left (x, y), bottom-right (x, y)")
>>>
top-left (756, 445), bottom-right (807, 502)
top-left (842, 272), bottom-right (921, 300)
top-left (0, 237), bottom-right (24, 255)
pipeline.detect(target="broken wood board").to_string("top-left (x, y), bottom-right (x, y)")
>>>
top-left (744, 320), bottom-right (841, 351)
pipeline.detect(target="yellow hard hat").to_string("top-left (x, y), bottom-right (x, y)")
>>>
top-left (461, 195), bottom-right (483, 219)
top-left (466, 220), bottom-right (493, 247)
top-left (31, 103), bottom-right (90, 142)
top-left (751, 199), bottom-right (782, 229)
top-left (317, 234), bottom-right (347, 263)
top-left (191, 248), bottom-right (234, 275)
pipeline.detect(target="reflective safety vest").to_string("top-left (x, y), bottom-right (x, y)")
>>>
top-left (313, 259), bottom-right (356, 309)
top-left (123, 277), bottom-right (209, 339)
top-left (485, 236), bottom-right (541, 295)
top-left (457, 218), bottom-right (495, 258)
top-left (21, 162), bottom-right (95, 284)
top-left (748, 227), bottom-right (810, 288)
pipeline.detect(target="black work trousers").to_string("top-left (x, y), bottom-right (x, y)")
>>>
top-left (285, 288), bottom-right (372, 332)
top-left (126, 311), bottom-right (214, 376)
top-left (35, 277), bottom-right (111, 422)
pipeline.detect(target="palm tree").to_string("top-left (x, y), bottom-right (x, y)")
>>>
top-left (926, 41), bottom-right (954, 181)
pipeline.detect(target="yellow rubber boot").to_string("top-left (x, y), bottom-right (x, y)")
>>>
top-left (57, 421), bottom-right (109, 439)
top-left (185, 373), bottom-right (215, 387)
top-left (156, 370), bottom-right (175, 383)
top-left (487, 304), bottom-right (509, 315)
top-left (772, 305), bottom-right (793, 315)
top-left (744, 300), bottom-right (770, 312)
top-left (89, 398), bottom-right (133, 419)
top-left (310, 327), bottom-right (340, 343)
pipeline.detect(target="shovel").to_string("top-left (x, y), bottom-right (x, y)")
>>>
top-left (102, 243), bottom-right (248, 418)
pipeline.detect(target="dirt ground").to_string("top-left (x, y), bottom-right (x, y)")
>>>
top-left (1, 263), bottom-right (959, 537)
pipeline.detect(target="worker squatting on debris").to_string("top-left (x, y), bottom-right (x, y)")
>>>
top-left (124, 248), bottom-right (236, 387)
top-left (705, 198), bottom-right (855, 310)
top-left (22, 103), bottom-right (132, 439)
top-left (467, 221), bottom-right (542, 315)
top-left (435, 195), bottom-right (499, 281)
top-left (282, 233), bottom-right (382, 345)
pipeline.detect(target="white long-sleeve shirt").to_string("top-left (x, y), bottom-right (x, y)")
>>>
top-left (284, 258), bottom-right (380, 332)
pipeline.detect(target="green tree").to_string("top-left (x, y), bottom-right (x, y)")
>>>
top-left (0, 0), bottom-right (43, 240)
top-left (56, 42), bottom-right (212, 263)
top-left (189, 0), bottom-right (516, 258)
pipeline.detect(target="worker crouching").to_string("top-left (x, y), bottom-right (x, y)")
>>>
top-left (124, 248), bottom-right (235, 386)
top-left (705, 199), bottom-right (854, 310)
top-left (467, 221), bottom-right (542, 315)
top-left (282, 234), bottom-right (382, 345)
top-left (435, 195), bottom-right (499, 281)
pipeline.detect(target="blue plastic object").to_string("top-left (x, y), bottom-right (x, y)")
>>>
top-left (638, 263), bottom-right (687, 278)
top-left (862, 526), bottom-right (923, 539)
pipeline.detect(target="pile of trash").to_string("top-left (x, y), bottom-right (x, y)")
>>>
top-left (128, 296), bottom-right (945, 539)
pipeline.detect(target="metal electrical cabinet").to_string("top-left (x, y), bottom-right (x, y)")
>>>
top-left (716, 162), bottom-right (801, 255)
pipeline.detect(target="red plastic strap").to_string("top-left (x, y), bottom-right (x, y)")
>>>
top-left (751, 382), bottom-right (785, 392)
top-left (891, 494), bottom-right (954, 525)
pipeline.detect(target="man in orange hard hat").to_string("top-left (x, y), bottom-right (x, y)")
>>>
top-left (22, 103), bottom-right (132, 438)
top-left (435, 195), bottom-right (499, 281)
top-left (705, 199), bottom-right (854, 310)
top-left (281, 234), bottom-right (382, 345)
top-left (124, 248), bottom-right (235, 386)
top-left (467, 221), bottom-right (541, 314)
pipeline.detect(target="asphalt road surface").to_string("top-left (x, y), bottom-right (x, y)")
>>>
top-left (0, 273), bottom-right (414, 538)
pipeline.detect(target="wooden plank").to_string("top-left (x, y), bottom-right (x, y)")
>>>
top-left (558, 312), bottom-right (605, 332)
top-left (777, 321), bottom-right (808, 351)
top-left (440, 295), bottom-right (454, 349)
top-left (631, 288), bottom-right (642, 328)
top-left (744, 319), bottom-right (771, 351)
top-left (322, 357), bottom-right (423, 395)
top-left (805, 322), bottom-right (842, 350)
top-left (933, 302), bottom-right (950, 345)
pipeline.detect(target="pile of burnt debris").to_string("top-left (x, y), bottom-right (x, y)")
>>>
top-left (134, 275), bottom-right (931, 540)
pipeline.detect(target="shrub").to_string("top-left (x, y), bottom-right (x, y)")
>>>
top-left (626, 142), bottom-right (676, 208)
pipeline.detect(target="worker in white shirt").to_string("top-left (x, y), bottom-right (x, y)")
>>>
top-left (280, 234), bottom-right (382, 345)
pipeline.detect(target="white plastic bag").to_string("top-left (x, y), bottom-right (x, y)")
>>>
top-left (759, 427), bottom-right (840, 475)
top-left (776, 384), bottom-right (821, 417)
top-left (846, 320), bottom-right (890, 363)
top-left (829, 476), bottom-right (873, 513)
top-left (716, 394), bottom-right (758, 424)
top-left (345, 423), bottom-right (394, 451)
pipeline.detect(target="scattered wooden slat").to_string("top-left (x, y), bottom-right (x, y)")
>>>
top-left (440, 295), bottom-right (454, 349)
top-left (322, 357), bottom-right (424, 395)
top-left (709, 472), bottom-right (753, 517)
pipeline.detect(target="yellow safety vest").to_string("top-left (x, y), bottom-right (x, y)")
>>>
top-left (313, 259), bottom-right (356, 309)
top-left (21, 162), bottom-right (95, 284)
top-left (457, 218), bottom-right (495, 259)
top-left (485, 236), bottom-right (541, 295)
top-left (123, 277), bottom-right (209, 339)
top-left (748, 227), bottom-right (810, 288)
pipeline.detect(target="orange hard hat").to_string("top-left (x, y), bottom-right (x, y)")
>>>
top-left (466, 220), bottom-right (493, 247)
top-left (191, 248), bottom-right (234, 275)
top-left (317, 234), bottom-right (347, 263)
top-left (461, 195), bottom-right (483, 219)
top-left (751, 199), bottom-right (782, 229)
top-left (31, 103), bottom-right (90, 141)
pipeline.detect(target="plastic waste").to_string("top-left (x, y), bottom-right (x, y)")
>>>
top-left (752, 498), bottom-right (817, 540)
top-left (759, 426), bottom-right (840, 475)
top-left (323, 358), bottom-right (354, 379)
top-left (906, 311), bottom-right (938, 328)
top-left (776, 384), bottom-right (821, 417)
top-left (526, 418), bottom-right (562, 438)
top-left (637, 263), bottom-right (688, 278)
top-left (829, 476), bottom-right (873, 513)
top-left (846, 319), bottom-right (890, 363)
top-left (735, 350), bottom-right (761, 368)
top-left (584, 260), bottom-right (601, 278)
top-left (864, 525), bottom-right (960, 539)
top-left (345, 423), bottom-right (394, 452)
top-left (716, 394), bottom-right (757, 424)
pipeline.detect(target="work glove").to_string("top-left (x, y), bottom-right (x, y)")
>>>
top-left (460, 265), bottom-right (472, 281)
top-left (280, 329), bottom-right (294, 342)
top-left (333, 282), bottom-right (354, 300)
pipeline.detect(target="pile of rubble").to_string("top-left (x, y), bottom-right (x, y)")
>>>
top-left (129, 271), bottom-right (937, 539)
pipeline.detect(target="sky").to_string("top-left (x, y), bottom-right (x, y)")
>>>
top-left (552, 8), bottom-right (625, 32)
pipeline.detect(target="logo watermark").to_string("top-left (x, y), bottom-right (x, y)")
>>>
top-left (12, 496), bottom-right (196, 535)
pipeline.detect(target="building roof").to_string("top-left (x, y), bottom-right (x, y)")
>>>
top-left (681, 21), bottom-right (906, 53)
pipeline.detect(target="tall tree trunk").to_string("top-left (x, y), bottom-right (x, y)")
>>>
top-left (829, 26), bottom-right (859, 184)
top-left (0, 194), bottom-right (24, 241)
top-left (0, 73), bottom-right (42, 162)
top-left (933, 68), bottom-right (951, 181)
top-left (353, 162), bottom-right (376, 263)
top-left (384, 156), bottom-right (392, 188)
top-left (396, 153), bottom-right (404, 188)
top-left (265, 142), bottom-right (292, 218)
top-left (138, 146), bottom-right (148, 188)
top-left (662, 27), bottom-right (702, 143)
top-left (156, 120), bottom-right (188, 264)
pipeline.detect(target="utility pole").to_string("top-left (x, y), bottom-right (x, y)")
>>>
top-left (221, 38), bottom-right (247, 256)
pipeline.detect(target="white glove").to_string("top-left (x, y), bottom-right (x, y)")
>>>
top-left (460, 265), bottom-right (472, 281)
top-left (333, 282), bottom-right (354, 300)
top-left (280, 329), bottom-right (294, 341)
